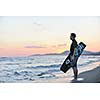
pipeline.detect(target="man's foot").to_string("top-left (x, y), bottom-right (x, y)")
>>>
top-left (74, 74), bottom-right (78, 80)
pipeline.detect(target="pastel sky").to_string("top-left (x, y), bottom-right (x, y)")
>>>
top-left (0, 16), bottom-right (100, 56)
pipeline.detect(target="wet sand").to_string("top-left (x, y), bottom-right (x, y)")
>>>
top-left (71, 65), bottom-right (100, 83)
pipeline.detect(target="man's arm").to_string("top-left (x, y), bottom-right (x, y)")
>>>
top-left (72, 48), bottom-right (76, 60)
top-left (70, 48), bottom-right (76, 66)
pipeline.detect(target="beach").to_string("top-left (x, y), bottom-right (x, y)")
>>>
top-left (44, 62), bottom-right (100, 83)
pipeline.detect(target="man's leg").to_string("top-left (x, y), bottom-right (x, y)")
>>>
top-left (72, 59), bottom-right (78, 79)
top-left (71, 56), bottom-right (78, 79)
top-left (73, 67), bottom-right (78, 79)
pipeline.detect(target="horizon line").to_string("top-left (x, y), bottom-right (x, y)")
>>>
top-left (0, 50), bottom-right (100, 57)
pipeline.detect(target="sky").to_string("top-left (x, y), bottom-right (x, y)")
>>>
top-left (0, 16), bottom-right (100, 56)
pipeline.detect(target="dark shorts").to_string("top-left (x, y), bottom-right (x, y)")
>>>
top-left (70, 55), bottom-right (78, 68)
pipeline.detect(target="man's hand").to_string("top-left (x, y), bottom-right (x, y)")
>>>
top-left (71, 56), bottom-right (74, 61)
top-left (70, 62), bottom-right (73, 66)
top-left (70, 56), bottom-right (74, 66)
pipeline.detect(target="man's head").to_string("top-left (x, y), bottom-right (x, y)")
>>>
top-left (70, 33), bottom-right (76, 40)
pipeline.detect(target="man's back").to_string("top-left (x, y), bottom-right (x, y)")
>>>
top-left (70, 39), bottom-right (77, 55)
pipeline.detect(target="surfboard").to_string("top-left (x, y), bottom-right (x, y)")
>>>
top-left (60, 42), bottom-right (86, 73)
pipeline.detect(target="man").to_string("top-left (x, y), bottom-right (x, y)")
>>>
top-left (69, 33), bottom-right (78, 79)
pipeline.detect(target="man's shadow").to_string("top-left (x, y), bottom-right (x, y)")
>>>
top-left (71, 66), bottom-right (100, 83)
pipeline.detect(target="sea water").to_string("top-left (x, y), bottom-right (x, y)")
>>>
top-left (0, 55), bottom-right (100, 82)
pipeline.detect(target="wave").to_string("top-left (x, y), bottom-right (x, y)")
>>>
top-left (78, 59), bottom-right (100, 67)
top-left (25, 58), bottom-right (100, 69)
top-left (0, 57), bottom-right (14, 62)
top-left (0, 55), bottom-right (99, 82)
top-left (14, 70), bottom-right (33, 76)
top-left (25, 64), bottom-right (61, 69)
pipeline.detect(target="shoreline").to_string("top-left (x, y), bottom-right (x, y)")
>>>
top-left (37, 62), bottom-right (100, 83)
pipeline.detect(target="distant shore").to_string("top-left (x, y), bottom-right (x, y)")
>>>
top-left (30, 50), bottom-right (100, 56)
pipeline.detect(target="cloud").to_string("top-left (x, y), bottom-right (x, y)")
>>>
top-left (33, 22), bottom-right (42, 26)
top-left (57, 44), bottom-right (67, 47)
top-left (52, 45), bottom-right (57, 48)
top-left (32, 21), bottom-right (48, 32)
top-left (24, 45), bottom-right (46, 48)
top-left (0, 48), bottom-right (4, 49)
top-left (52, 44), bottom-right (67, 48)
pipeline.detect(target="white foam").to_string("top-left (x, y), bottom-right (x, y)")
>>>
top-left (77, 78), bottom-right (84, 81)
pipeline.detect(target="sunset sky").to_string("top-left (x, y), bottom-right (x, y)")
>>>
top-left (0, 16), bottom-right (100, 56)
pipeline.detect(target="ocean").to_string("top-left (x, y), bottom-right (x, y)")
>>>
top-left (0, 55), bottom-right (100, 83)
